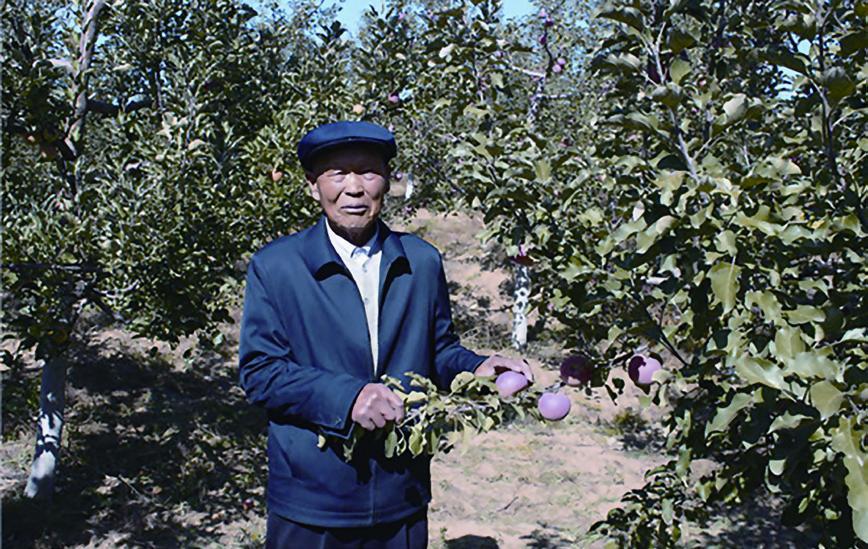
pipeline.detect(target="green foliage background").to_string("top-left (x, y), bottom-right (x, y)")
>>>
top-left (2, 0), bottom-right (865, 545)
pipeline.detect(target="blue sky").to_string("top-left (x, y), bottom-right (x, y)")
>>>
top-left (329, 0), bottom-right (536, 33)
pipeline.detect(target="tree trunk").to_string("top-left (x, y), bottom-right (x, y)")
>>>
top-left (24, 355), bottom-right (68, 499)
top-left (511, 264), bottom-right (530, 350)
top-left (404, 173), bottom-right (414, 200)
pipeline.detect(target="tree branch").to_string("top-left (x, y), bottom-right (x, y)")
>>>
top-left (86, 97), bottom-right (153, 116)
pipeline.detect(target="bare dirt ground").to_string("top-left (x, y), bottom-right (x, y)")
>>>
top-left (2, 209), bottom-right (814, 548)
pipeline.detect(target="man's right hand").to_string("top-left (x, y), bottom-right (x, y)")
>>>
top-left (351, 383), bottom-right (405, 431)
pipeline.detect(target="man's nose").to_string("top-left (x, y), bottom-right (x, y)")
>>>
top-left (344, 172), bottom-right (365, 194)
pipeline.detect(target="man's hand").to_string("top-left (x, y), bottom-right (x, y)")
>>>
top-left (474, 354), bottom-right (534, 383)
top-left (351, 383), bottom-right (405, 431)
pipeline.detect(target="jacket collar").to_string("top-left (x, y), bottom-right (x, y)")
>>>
top-left (302, 215), bottom-right (407, 278)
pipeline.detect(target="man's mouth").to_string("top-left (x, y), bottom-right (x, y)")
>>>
top-left (342, 205), bottom-right (368, 213)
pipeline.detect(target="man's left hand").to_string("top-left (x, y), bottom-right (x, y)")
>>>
top-left (474, 354), bottom-right (534, 383)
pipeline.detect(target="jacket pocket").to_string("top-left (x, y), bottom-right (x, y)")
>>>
top-left (271, 423), bottom-right (369, 499)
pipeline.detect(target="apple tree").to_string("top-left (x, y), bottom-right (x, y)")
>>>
top-left (1, 0), bottom-right (330, 499)
top-left (529, 0), bottom-right (867, 545)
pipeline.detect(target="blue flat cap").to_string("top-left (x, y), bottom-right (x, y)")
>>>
top-left (297, 121), bottom-right (397, 170)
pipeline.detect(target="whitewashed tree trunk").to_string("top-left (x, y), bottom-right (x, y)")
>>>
top-left (22, 0), bottom-right (107, 500)
top-left (24, 355), bottom-right (68, 499)
top-left (511, 264), bottom-right (530, 350)
top-left (403, 173), bottom-right (414, 200)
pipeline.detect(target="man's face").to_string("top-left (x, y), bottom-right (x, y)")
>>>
top-left (306, 144), bottom-right (390, 239)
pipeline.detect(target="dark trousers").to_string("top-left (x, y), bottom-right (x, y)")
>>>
top-left (265, 510), bottom-right (428, 549)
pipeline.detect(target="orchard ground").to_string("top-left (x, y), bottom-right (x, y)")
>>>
top-left (1, 208), bottom-right (816, 548)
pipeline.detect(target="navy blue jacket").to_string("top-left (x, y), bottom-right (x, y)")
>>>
top-left (238, 215), bottom-right (487, 527)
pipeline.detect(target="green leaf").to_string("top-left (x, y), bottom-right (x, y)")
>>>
top-left (830, 417), bottom-right (868, 542)
top-left (787, 351), bottom-right (840, 380)
top-left (809, 381), bottom-right (843, 420)
top-left (409, 429), bottom-right (424, 456)
top-left (669, 58), bottom-right (690, 85)
top-left (450, 371), bottom-right (476, 392)
top-left (715, 230), bottom-right (737, 255)
top-left (839, 30), bottom-right (868, 57)
top-left (662, 498), bottom-right (674, 525)
top-left (764, 48), bottom-right (808, 75)
top-left (600, 53), bottom-right (642, 72)
top-left (438, 43), bottom-right (456, 59)
top-left (384, 429), bottom-right (397, 458)
top-left (769, 459), bottom-right (786, 476)
top-left (774, 326), bottom-right (805, 360)
top-left (598, 6), bottom-right (644, 31)
top-left (651, 84), bottom-right (682, 108)
top-left (821, 67), bottom-right (855, 103)
top-left (787, 305), bottom-right (825, 325)
top-left (768, 412), bottom-right (810, 433)
top-left (706, 392), bottom-right (753, 435)
top-left (534, 160), bottom-right (551, 183)
top-left (668, 28), bottom-right (696, 53)
top-left (746, 291), bottom-right (784, 325)
top-left (735, 356), bottom-right (785, 390)
top-left (723, 94), bottom-right (747, 124)
top-left (709, 262), bottom-right (741, 312)
top-left (841, 328), bottom-right (868, 342)
top-left (403, 391), bottom-right (428, 404)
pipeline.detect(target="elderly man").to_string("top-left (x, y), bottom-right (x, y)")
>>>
top-left (238, 121), bottom-right (532, 548)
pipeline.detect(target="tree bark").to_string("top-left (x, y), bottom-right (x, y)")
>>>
top-left (24, 355), bottom-right (68, 499)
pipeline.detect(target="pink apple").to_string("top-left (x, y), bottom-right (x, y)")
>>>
top-left (538, 393), bottom-right (570, 420)
top-left (496, 371), bottom-right (529, 398)
top-left (628, 354), bottom-right (663, 386)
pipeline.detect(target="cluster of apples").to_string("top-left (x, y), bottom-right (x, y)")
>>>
top-left (494, 353), bottom-right (665, 421)
top-left (495, 371), bottom-right (571, 421)
top-left (559, 352), bottom-right (663, 389)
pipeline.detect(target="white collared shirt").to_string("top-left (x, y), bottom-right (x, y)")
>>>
top-left (325, 221), bottom-right (382, 373)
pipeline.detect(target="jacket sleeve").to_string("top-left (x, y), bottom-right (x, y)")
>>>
top-left (238, 254), bottom-right (368, 437)
top-left (431, 253), bottom-right (489, 389)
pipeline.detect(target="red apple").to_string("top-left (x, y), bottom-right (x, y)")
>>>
top-left (510, 244), bottom-right (535, 266)
top-left (559, 354), bottom-right (592, 386)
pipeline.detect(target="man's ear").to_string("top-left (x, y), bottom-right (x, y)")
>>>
top-left (305, 172), bottom-right (321, 201)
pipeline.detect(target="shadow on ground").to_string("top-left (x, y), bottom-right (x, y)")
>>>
top-left (689, 495), bottom-right (823, 548)
top-left (521, 522), bottom-right (581, 548)
top-left (444, 534), bottom-right (499, 548)
top-left (2, 331), bottom-right (267, 548)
